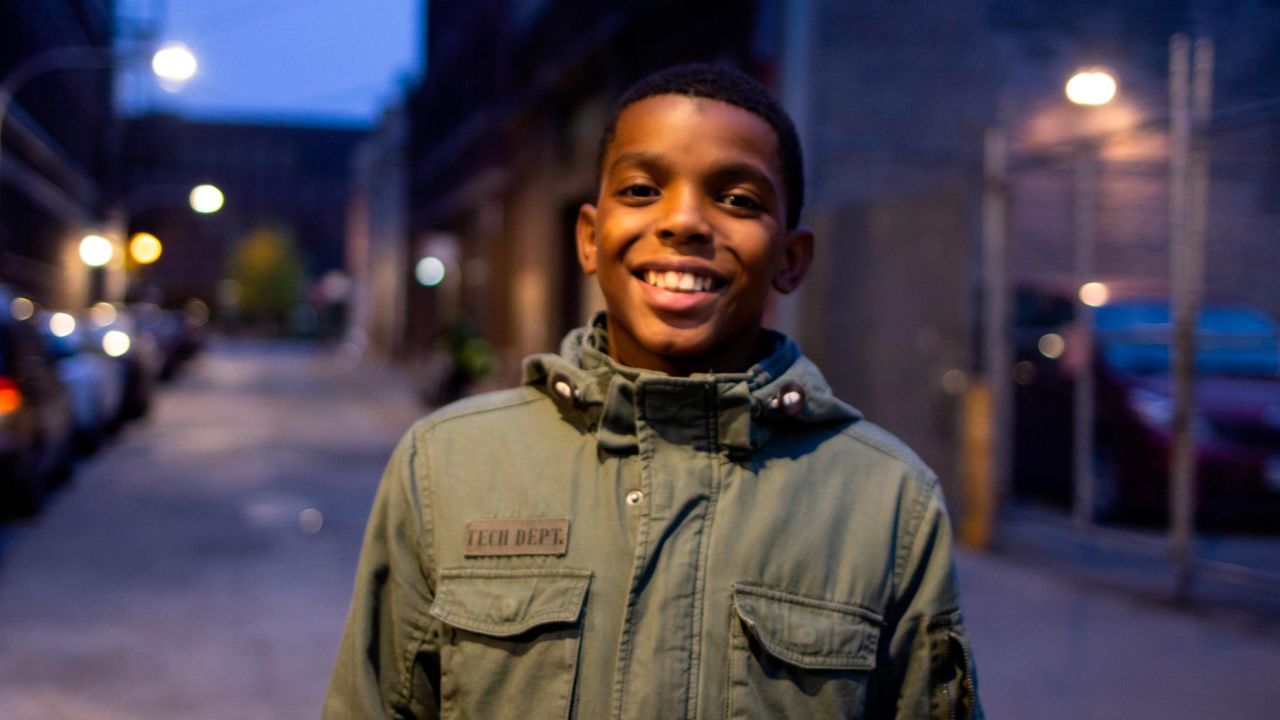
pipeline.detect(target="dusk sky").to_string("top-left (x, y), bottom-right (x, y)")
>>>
top-left (120, 0), bottom-right (421, 126)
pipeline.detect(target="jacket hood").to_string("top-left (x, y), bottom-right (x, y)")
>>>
top-left (522, 314), bottom-right (862, 454)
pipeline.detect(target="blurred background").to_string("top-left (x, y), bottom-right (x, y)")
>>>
top-left (1, 1), bottom-right (1279, 718)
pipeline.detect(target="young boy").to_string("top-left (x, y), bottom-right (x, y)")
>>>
top-left (325, 64), bottom-right (981, 720)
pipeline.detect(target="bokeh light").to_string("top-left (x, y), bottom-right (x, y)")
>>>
top-left (415, 256), bottom-right (446, 287)
top-left (9, 296), bottom-right (34, 321)
top-left (129, 233), bottom-right (163, 264)
top-left (50, 312), bottom-right (76, 338)
top-left (102, 330), bottom-right (131, 357)
top-left (1079, 281), bottom-right (1109, 307)
top-left (189, 184), bottom-right (225, 214)
top-left (1065, 69), bottom-right (1118, 106)
top-left (1038, 332), bottom-right (1066, 359)
top-left (79, 234), bottom-right (113, 268)
top-left (89, 301), bottom-right (118, 327)
top-left (152, 43), bottom-right (197, 82)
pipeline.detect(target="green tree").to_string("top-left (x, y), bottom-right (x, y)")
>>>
top-left (226, 225), bottom-right (306, 330)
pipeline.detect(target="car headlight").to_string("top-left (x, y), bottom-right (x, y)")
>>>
top-left (102, 330), bottom-right (132, 357)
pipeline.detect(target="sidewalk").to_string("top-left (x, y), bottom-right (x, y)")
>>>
top-left (957, 509), bottom-right (1280, 719)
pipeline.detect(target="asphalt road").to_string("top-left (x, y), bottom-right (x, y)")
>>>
top-left (2, 338), bottom-right (1279, 719)
top-left (0, 339), bottom-right (423, 720)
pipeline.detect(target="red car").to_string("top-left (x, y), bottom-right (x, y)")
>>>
top-left (1013, 284), bottom-right (1280, 529)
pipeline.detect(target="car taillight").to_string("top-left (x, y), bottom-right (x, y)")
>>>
top-left (0, 377), bottom-right (21, 415)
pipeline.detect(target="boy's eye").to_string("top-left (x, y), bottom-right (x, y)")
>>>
top-left (618, 184), bottom-right (659, 199)
top-left (720, 192), bottom-right (762, 211)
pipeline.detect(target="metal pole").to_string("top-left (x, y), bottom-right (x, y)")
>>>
top-left (1072, 145), bottom-right (1098, 527)
top-left (979, 124), bottom-right (1009, 543)
top-left (1169, 35), bottom-right (1213, 601)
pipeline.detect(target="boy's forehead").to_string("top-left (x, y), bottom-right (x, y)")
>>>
top-left (605, 94), bottom-right (783, 177)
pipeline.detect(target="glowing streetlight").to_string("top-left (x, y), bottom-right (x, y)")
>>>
top-left (151, 43), bottom-right (197, 84)
top-left (129, 232), bottom-right (163, 264)
top-left (79, 234), bottom-right (113, 268)
top-left (189, 184), bottom-right (224, 214)
top-left (1065, 68), bottom-right (1118, 106)
top-left (1079, 281), bottom-right (1110, 307)
top-left (415, 256), bottom-right (446, 287)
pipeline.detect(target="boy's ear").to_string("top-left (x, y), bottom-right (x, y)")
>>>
top-left (772, 225), bottom-right (814, 294)
top-left (575, 203), bottom-right (598, 274)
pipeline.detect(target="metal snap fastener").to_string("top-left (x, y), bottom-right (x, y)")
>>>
top-left (773, 383), bottom-right (806, 416)
top-left (625, 490), bottom-right (644, 506)
top-left (499, 596), bottom-right (519, 620)
top-left (550, 373), bottom-right (579, 403)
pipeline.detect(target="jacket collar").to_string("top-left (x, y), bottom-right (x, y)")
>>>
top-left (522, 314), bottom-right (862, 454)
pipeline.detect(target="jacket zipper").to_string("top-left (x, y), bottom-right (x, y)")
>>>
top-left (950, 630), bottom-right (975, 720)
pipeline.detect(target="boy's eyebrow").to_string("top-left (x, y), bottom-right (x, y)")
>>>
top-left (607, 152), bottom-right (780, 194)
top-left (606, 150), bottom-right (664, 174)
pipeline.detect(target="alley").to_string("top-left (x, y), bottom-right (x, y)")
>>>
top-left (0, 340), bottom-right (422, 719)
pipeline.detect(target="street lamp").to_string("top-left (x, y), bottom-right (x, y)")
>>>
top-left (129, 232), bottom-right (163, 265)
top-left (0, 43), bottom-right (199, 182)
top-left (150, 43), bottom-right (197, 84)
top-left (79, 234), bottom-right (113, 268)
top-left (1066, 68), bottom-right (1118, 106)
top-left (188, 184), bottom-right (225, 214)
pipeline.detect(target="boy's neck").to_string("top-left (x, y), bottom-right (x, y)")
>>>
top-left (604, 321), bottom-right (765, 377)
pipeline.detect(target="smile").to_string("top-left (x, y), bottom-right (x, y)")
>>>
top-left (640, 269), bottom-right (721, 293)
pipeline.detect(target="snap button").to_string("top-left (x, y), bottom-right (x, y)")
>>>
top-left (550, 373), bottom-right (580, 403)
top-left (498, 596), bottom-right (520, 620)
top-left (795, 623), bottom-right (818, 646)
top-left (770, 383), bottom-right (806, 416)
top-left (625, 490), bottom-right (644, 506)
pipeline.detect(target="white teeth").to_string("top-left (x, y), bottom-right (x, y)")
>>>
top-left (641, 269), bottom-right (716, 293)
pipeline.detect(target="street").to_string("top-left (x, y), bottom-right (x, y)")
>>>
top-left (0, 340), bottom-right (422, 719)
top-left (1, 339), bottom-right (1279, 719)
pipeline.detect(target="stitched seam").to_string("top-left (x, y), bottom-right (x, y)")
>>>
top-left (732, 584), bottom-right (884, 623)
top-left (430, 608), bottom-right (583, 635)
top-left (416, 390), bottom-right (544, 432)
top-left (684, 393), bottom-right (721, 719)
top-left (438, 569), bottom-right (591, 579)
top-left (892, 477), bottom-right (933, 602)
top-left (611, 388), bottom-right (658, 720)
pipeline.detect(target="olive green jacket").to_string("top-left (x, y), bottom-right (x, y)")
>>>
top-left (325, 319), bottom-right (981, 719)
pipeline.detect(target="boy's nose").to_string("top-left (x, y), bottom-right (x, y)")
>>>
top-left (655, 187), bottom-right (711, 244)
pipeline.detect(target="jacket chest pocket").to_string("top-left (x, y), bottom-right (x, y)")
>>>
top-left (727, 583), bottom-right (882, 720)
top-left (430, 568), bottom-right (591, 720)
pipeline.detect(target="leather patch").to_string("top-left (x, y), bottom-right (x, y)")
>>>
top-left (464, 518), bottom-right (570, 557)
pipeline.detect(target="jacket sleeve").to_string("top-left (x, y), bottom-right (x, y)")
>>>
top-left (323, 424), bottom-right (441, 719)
top-left (870, 473), bottom-right (983, 720)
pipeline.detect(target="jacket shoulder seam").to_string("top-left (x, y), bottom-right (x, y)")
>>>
top-left (414, 387), bottom-right (546, 431)
top-left (833, 424), bottom-right (936, 483)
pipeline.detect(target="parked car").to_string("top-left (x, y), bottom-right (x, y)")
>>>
top-left (83, 304), bottom-right (162, 420)
top-left (36, 312), bottom-right (126, 452)
top-left (1, 288), bottom-right (76, 515)
top-left (1013, 281), bottom-right (1280, 528)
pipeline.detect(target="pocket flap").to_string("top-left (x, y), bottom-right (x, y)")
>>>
top-left (431, 568), bottom-right (591, 637)
top-left (732, 584), bottom-right (882, 671)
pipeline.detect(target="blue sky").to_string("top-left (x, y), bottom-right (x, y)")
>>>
top-left (119, 0), bottom-right (421, 126)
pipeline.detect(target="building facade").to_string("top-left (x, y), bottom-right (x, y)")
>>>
top-left (0, 0), bottom-right (116, 309)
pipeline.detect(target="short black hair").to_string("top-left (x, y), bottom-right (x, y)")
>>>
top-left (596, 63), bottom-right (805, 229)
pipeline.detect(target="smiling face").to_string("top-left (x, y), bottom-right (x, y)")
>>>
top-left (577, 94), bottom-right (813, 376)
